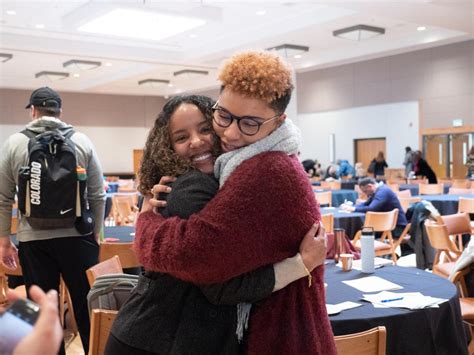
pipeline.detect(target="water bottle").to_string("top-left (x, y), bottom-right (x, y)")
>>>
top-left (360, 227), bottom-right (375, 273)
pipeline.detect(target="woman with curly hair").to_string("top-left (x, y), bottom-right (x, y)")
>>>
top-left (106, 94), bottom-right (326, 354)
top-left (133, 51), bottom-right (336, 354)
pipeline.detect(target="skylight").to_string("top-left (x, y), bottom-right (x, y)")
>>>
top-left (78, 8), bottom-right (206, 41)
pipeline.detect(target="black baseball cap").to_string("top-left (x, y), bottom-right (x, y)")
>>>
top-left (25, 87), bottom-right (62, 109)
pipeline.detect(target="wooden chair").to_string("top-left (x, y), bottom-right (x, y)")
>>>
top-left (453, 179), bottom-right (471, 189)
top-left (387, 179), bottom-right (406, 185)
top-left (410, 179), bottom-right (428, 185)
top-left (449, 187), bottom-right (473, 195)
top-left (315, 190), bottom-right (332, 207)
top-left (425, 220), bottom-right (463, 277)
top-left (442, 212), bottom-right (472, 251)
top-left (334, 326), bottom-right (387, 355)
top-left (0, 258), bottom-right (24, 305)
top-left (451, 263), bottom-right (474, 354)
top-left (321, 214), bottom-right (334, 234)
top-left (117, 179), bottom-right (136, 193)
top-left (387, 183), bottom-right (399, 192)
top-left (320, 181), bottom-right (341, 190)
top-left (99, 242), bottom-right (141, 269)
top-left (88, 309), bottom-right (118, 355)
top-left (395, 189), bottom-right (411, 198)
top-left (418, 183), bottom-right (444, 195)
top-left (458, 197), bottom-right (474, 233)
top-left (86, 255), bottom-right (123, 287)
top-left (352, 209), bottom-right (399, 263)
top-left (398, 197), bottom-right (421, 212)
top-left (112, 195), bottom-right (138, 226)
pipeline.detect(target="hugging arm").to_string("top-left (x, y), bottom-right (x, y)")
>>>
top-left (135, 152), bottom-right (320, 285)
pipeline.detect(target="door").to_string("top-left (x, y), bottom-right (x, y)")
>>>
top-left (133, 149), bottom-right (143, 176)
top-left (451, 134), bottom-right (470, 178)
top-left (354, 138), bottom-right (386, 173)
top-left (424, 135), bottom-right (448, 179)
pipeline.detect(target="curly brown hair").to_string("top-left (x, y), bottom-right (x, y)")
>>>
top-left (218, 51), bottom-right (294, 113)
top-left (138, 95), bottom-right (217, 195)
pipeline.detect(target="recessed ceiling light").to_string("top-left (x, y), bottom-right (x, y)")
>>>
top-left (35, 24), bottom-right (45, 29)
top-left (267, 44), bottom-right (309, 58)
top-left (73, 73), bottom-right (80, 78)
top-left (293, 54), bottom-right (302, 59)
top-left (63, 59), bottom-right (101, 71)
top-left (168, 83), bottom-right (173, 87)
top-left (333, 24), bottom-right (385, 41)
top-left (105, 62), bottom-right (112, 67)
top-left (78, 8), bottom-right (206, 41)
top-left (138, 79), bottom-right (170, 88)
top-left (0, 53), bottom-right (13, 63)
top-left (173, 69), bottom-right (208, 78)
top-left (6, 10), bottom-right (16, 15)
top-left (256, 10), bottom-right (266, 16)
top-left (417, 26), bottom-right (426, 31)
top-left (35, 71), bottom-right (69, 81)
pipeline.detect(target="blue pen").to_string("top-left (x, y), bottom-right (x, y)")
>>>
top-left (381, 297), bottom-right (403, 303)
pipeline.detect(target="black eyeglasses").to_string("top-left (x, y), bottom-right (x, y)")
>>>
top-left (211, 101), bottom-right (281, 136)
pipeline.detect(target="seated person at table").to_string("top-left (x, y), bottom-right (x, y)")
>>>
top-left (341, 177), bottom-right (408, 238)
top-left (337, 159), bottom-right (355, 178)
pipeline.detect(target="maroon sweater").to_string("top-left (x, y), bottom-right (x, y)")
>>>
top-left (135, 151), bottom-right (336, 355)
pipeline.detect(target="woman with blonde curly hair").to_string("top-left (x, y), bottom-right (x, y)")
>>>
top-left (106, 94), bottom-right (326, 354)
top-left (132, 51), bottom-right (336, 354)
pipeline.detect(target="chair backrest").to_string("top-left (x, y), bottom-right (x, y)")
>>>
top-left (334, 326), bottom-right (387, 355)
top-left (321, 214), bottom-right (334, 234)
top-left (387, 183), bottom-right (399, 192)
top-left (398, 197), bottom-right (422, 212)
top-left (363, 209), bottom-right (399, 232)
top-left (441, 212), bottom-right (472, 236)
top-left (86, 255), bottom-right (123, 287)
top-left (320, 181), bottom-right (341, 190)
top-left (424, 221), bottom-right (462, 264)
top-left (418, 183), bottom-right (444, 195)
top-left (99, 242), bottom-right (141, 269)
top-left (355, 185), bottom-right (368, 200)
top-left (387, 179), bottom-right (406, 185)
top-left (88, 309), bottom-right (118, 355)
top-left (410, 179), bottom-right (428, 184)
top-left (448, 187), bottom-right (473, 195)
top-left (315, 191), bottom-right (332, 207)
top-left (458, 197), bottom-right (474, 214)
top-left (452, 179), bottom-right (471, 189)
top-left (395, 189), bottom-right (411, 198)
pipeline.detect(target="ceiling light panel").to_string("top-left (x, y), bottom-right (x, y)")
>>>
top-left (267, 44), bottom-right (309, 58)
top-left (63, 59), bottom-right (101, 71)
top-left (173, 69), bottom-right (209, 78)
top-left (333, 24), bottom-right (385, 41)
top-left (0, 53), bottom-right (13, 63)
top-left (138, 79), bottom-right (170, 88)
top-left (78, 8), bottom-right (206, 41)
top-left (35, 71), bottom-right (69, 81)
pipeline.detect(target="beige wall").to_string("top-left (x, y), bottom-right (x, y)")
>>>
top-left (297, 40), bottom-right (474, 130)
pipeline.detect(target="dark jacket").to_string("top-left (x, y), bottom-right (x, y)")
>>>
top-left (416, 158), bottom-right (437, 184)
top-left (354, 184), bottom-right (408, 227)
top-left (110, 171), bottom-right (275, 354)
top-left (369, 159), bottom-right (388, 177)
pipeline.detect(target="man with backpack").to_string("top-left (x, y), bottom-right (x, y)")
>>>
top-left (0, 87), bottom-right (105, 354)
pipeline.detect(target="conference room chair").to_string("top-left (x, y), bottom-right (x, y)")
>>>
top-left (387, 183), bottom-right (399, 192)
top-left (395, 189), bottom-right (412, 198)
top-left (452, 179), bottom-right (471, 189)
top-left (117, 179), bottom-right (136, 193)
top-left (451, 263), bottom-right (474, 354)
top-left (387, 179), bottom-right (406, 185)
top-left (425, 220), bottom-right (463, 278)
top-left (352, 209), bottom-right (399, 263)
top-left (315, 190), bottom-right (332, 207)
top-left (320, 180), bottom-right (341, 190)
top-left (398, 197), bottom-right (421, 213)
top-left (442, 212), bottom-right (472, 251)
top-left (86, 255), bottom-right (123, 287)
top-left (321, 213), bottom-right (334, 234)
top-left (449, 187), bottom-right (473, 195)
top-left (418, 183), bottom-right (444, 195)
top-left (458, 197), bottom-right (474, 233)
top-left (99, 242), bottom-right (141, 269)
top-left (410, 178), bottom-right (428, 185)
top-left (0, 257), bottom-right (23, 305)
top-left (438, 178), bottom-right (452, 185)
top-left (89, 309), bottom-right (118, 355)
top-left (112, 195), bottom-right (138, 226)
top-left (334, 326), bottom-right (387, 355)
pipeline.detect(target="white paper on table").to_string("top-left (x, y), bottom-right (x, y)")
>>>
top-left (348, 257), bottom-right (393, 270)
top-left (342, 276), bottom-right (403, 293)
top-left (326, 301), bottom-right (362, 315)
top-left (337, 209), bottom-right (352, 213)
top-left (361, 291), bottom-right (448, 309)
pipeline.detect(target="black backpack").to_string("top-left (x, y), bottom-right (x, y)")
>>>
top-left (17, 128), bottom-right (93, 232)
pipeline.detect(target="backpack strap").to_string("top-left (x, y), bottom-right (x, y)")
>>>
top-left (21, 129), bottom-right (37, 139)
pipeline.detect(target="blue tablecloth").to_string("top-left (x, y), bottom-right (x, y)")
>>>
top-left (312, 181), bottom-right (357, 190)
top-left (400, 184), bottom-right (450, 195)
top-left (321, 207), bottom-right (365, 239)
top-left (314, 189), bottom-right (358, 207)
top-left (326, 263), bottom-right (468, 355)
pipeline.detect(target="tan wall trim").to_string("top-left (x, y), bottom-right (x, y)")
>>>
top-left (421, 126), bottom-right (474, 136)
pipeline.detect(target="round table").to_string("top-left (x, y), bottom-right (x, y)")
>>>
top-left (321, 207), bottom-right (365, 239)
top-left (325, 264), bottom-right (468, 355)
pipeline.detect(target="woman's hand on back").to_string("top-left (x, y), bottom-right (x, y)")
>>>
top-left (299, 222), bottom-right (327, 271)
top-left (149, 176), bottom-right (177, 210)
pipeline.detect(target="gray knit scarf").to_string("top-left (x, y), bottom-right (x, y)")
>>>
top-left (213, 119), bottom-right (301, 342)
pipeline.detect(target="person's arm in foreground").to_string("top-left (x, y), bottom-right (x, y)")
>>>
top-left (1, 286), bottom-right (62, 355)
top-left (135, 152), bottom-right (320, 285)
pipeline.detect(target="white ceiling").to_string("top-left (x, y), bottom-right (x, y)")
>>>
top-left (0, 0), bottom-right (473, 97)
